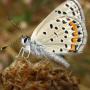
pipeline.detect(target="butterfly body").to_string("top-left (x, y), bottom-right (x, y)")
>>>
top-left (17, 0), bottom-right (87, 68)
top-left (19, 37), bottom-right (70, 67)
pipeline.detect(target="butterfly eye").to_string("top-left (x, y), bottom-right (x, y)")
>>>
top-left (24, 38), bottom-right (28, 43)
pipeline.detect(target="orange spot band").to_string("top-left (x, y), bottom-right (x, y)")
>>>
top-left (69, 21), bottom-right (79, 52)
top-left (69, 44), bottom-right (76, 52)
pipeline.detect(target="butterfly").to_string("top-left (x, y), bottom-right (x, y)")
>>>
top-left (16, 0), bottom-right (87, 68)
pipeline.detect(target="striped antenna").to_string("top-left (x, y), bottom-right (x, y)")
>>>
top-left (0, 16), bottom-right (24, 51)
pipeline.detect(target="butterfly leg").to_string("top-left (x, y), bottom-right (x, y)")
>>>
top-left (26, 50), bottom-right (30, 58)
top-left (21, 48), bottom-right (25, 57)
top-left (24, 45), bottom-right (31, 58)
top-left (16, 47), bottom-right (24, 58)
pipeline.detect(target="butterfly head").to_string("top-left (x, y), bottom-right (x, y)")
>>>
top-left (21, 35), bottom-right (31, 46)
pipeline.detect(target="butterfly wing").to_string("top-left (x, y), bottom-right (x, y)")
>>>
top-left (31, 16), bottom-right (86, 54)
top-left (31, 0), bottom-right (87, 40)
top-left (31, 0), bottom-right (87, 54)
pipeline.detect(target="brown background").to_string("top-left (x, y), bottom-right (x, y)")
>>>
top-left (0, 0), bottom-right (90, 89)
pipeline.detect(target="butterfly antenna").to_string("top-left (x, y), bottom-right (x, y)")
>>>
top-left (0, 16), bottom-right (23, 52)
top-left (7, 16), bottom-right (22, 32)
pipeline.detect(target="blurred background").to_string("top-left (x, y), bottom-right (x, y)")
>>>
top-left (0, 0), bottom-right (90, 89)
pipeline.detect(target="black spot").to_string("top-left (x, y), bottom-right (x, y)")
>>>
top-left (58, 10), bottom-right (61, 14)
top-left (62, 20), bottom-right (67, 24)
top-left (74, 45), bottom-right (78, 52)
top-left (63, 12), bottom-right (67, 14)
top-left (65, 44), bottom-right (67, 48)
top-left (50, 38), bottom-right (53, 41)
top-left (72, 12), bottom-right (75, 16)
top-left (77, 38), bottom-right (81, 42)
top-left (53, 50), bottom-right (55, 52)
top-left (60, 55), bottom-right (65, 58)
top-left (61, 39), bottom-right (63, 42)
top-left (50, 24), bottom-right (53, 29)
top-left (24, 38), bottom-right (27, 43)
top-left (69, 23), bottom-right (71, 26)
top-left (43, 32), bottom-right (46, 35)
top-left (70, 7), bottom-right (74, 11)
top-left (67, 18), bottom-right (70, 21)
top-left (78, 32), bottom-right (82, 35)
top-left (56, 19), bottom-right (60, 22)
top-left (62, 27), bottom-right (65, 30)
top-left (73, 20), bottom-right (76, 23)
top-left (71, 27), bottom-right (74, 30)
top-left (77, 25), bottom-right (80, 28)
top-left (66, 4), bottom-right (69, 7)
top-left (60, 48), bottom-right (63, 52)
top-left (75, 6), bottom-right (77, 8)
top-left (54, 32), bottom-right (58, 36)
top-left (71, 38), bottom-right (73, 42)
top-left (64, 36), bottom-right (67, 38)
top-left (55, 27), bottom-right (58, 30)
top-left (76, 45), bottom-right (78, 48)
top-left (55, 10), bottom-right (57, 12)
top-left (72, 33), bottom-right (74, 36)
top-left (77, 11), bottom-right (79, 13)
top-left (65, 31), bottom-right (68, 34)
